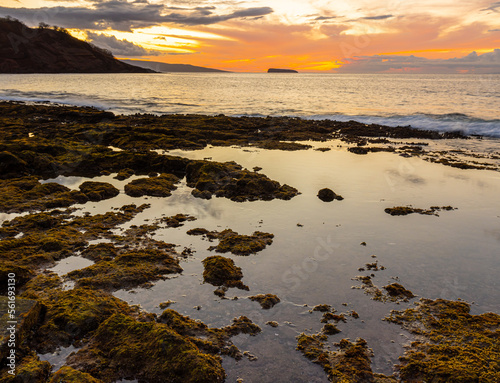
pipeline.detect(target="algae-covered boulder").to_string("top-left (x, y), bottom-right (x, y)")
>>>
top-left (0, 177), bottom-right (88, 213)
top-left (0, 351), bottom-right (52, 383)
top-left (68, 248), bottom-right (182, 291)
top-left (210, 229), bottom-right (274, 255)
top-left (78, 181), bottom-right (119, 202)
top-left (249, 294), bottom-right (280, 309)
top-left (186, 160), bottom-right (298, 202)
top-left (388, 298), bottom-right (500, 383)
top-left (34, 288), bottom-right (132, 352)
top-left (114, 168), bottom-right (134, 180)
top-left (66, 313), bottom-right (225, 383)
top-left (383, 283), bottom-right (415, 299)
top-left (124, 173), bottom-right (179, 197)
top-left (202, 255), bottom-right (247, 290)
top-left (49, 366), bottom-right (104, 383)
top-left (296, 336), bottom-right (394, 382)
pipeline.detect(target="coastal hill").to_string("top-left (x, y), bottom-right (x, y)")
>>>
top-left (0, 17), bottom-right (152, 73)
top-left (268, 68), bottom-right (298, 73)
top-left (120, 59), bottom-right (230, 73)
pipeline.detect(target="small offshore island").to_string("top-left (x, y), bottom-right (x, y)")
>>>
top-left (0, 101), bottom-right (499, 382)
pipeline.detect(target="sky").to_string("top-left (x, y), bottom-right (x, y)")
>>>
top-left (1, 0), bottom-right (500, 72)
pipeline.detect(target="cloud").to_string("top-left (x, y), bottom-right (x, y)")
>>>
top-left (362, 14), bottom-right (394, 20)
top-left (481, 1), bottom-right (500, 12)
top-left (489, 28), bottom-right (500, 32)
top-left (314, 16), bottom-right (337, 21)
top-left (0, 1), bottom-right (273, 31)
top-left (86, 31), bottom-right (161, 56)
top-left (335, 49), bottom-right (500, 73)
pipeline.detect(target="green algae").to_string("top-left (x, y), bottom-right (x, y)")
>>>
top-left (249, 294), bottom-right (281, 309)
top-left (0, 351), bottom-right (52, 383)
top-left (202, 256), bottom-right (248, 294)
top-left (161, 213), bottom-right (197, 228)
top-left (49, 366), bottom-right (104, 383)
top-left (114, 168), bottom-right (134, 180)
top-left (296, 335), bottom-right (396, 383)
top-left (65, 313), bottom-right (225, 383)
top-left (313, 304), bottom-right (333, 312)
top-left (0, 177), bottom-right (88, 213)
top-left (124, 173), bottom-right (179, 197)
top-left (322, 323), bottom-right (341, 335)
top-left (210, 229), bottom-right (274, 255)
top-left (383, 283), bottom-right (415, 300)
top-left (67, 248), bottom-right (182, 291)
top-left (188, 227), bottom-right (274, 255)
top-left (384, 206), bottom-right (456, 216)
top-left (78, 181), bottom-right (119, 202)
top-left (185, 160), bottom-right (298, 202)
top-left (387, 298), bottom-right (500, 382)
top-left (32, 288), bottom-right (132, 353)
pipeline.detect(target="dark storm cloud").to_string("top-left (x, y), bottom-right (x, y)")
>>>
top-left (0, 1), bottom-right (273, 31)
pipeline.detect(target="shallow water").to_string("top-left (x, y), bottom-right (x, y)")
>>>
top-left (5, 138), bottom-right (500, 381)
top-left (1, 73), bottom-right (500, 136)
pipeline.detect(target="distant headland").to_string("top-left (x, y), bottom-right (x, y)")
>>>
top-left (0, 17), bottom-right (152, 73)
top-left (267, 68), bottom-right (298, 73)
top-left (120, 60), bottom-right (230, 73)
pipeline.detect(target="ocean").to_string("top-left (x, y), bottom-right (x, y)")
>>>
top-left (1, 72), bottom-right (500, 137)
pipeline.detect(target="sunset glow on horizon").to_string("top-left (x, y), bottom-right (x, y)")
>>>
top-left (1, 0), bottom-right (500, 73)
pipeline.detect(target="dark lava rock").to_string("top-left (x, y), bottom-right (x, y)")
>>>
top-left (317, 188), bottom-right (343, 202)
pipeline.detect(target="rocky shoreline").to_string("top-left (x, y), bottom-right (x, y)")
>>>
top-left (1, 101), bottom-right (499, 382)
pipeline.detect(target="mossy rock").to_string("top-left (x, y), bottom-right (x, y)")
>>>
top-left (322, 323), bottom-right (341, 335)
top-left (186, 160), bottom-right (298, 202)
top-left (124, 173), bottom-right (179, 197)
top-left (384, 283), bottom-right (415, 299)
top-left (388, 298), bottom-right (500, 383)
top-left (34, 288), bottom-right (132, 352)
top-left (208, 229), bottom-right (274, 255)
top-left (49, 366), bottom-right (103, 383)
top-left (0, 351), bottom-right (51, 383)
top-left (81, 243), bottom-right (118, 262)
top-left (202, 255), bottom-right (243, 287)
top-left (68, 248), bottom-right (182, 291)
top-left (78, 181), bottom-right (119, 202)
top-left (249, 294), bottom-right (280, 309)
top-left (296, 335), bottom-right (393, 382)
top-left (65, 313), bottom-right (225, 383)
top-left (162, 213), bottom-right (196, 228)
top-left (114, 168), bottom-right (134, 180)
top-left (0, 177), bottom-right (87, 213)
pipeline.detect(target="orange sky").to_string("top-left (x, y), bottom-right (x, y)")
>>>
top-left (1, 0), bottom-right (500, 72)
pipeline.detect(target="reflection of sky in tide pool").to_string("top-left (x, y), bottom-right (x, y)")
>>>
top-left (12, 140), bottom-right (500, 381)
